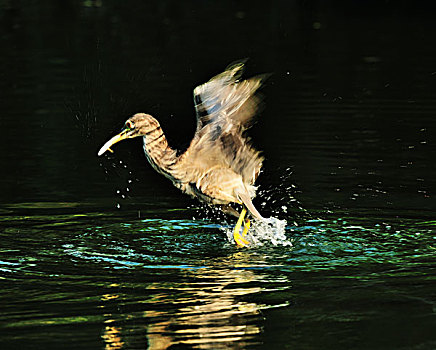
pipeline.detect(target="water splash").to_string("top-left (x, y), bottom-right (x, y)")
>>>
top-left (225, 217), bottom-right (292, 247)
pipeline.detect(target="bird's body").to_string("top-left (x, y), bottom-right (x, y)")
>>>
top-left (98, 62), bottom-right (266, 246)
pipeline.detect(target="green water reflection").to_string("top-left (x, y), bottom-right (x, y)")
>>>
top-left (1, 203), bottom-right (435, 349)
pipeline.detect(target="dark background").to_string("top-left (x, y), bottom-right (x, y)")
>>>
top-left (1, 0), bottom-right (434, 214)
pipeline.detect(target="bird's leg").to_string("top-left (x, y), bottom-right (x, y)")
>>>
top-left (220, 205), bottom-right (252, 247)
top-left (242, 218), bottom-right (251, 237)
top-left (233, 208), bottom-right (250, 247)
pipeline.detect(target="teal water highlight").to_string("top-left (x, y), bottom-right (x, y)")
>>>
top-left (1, 201), bottom-right (435, 348)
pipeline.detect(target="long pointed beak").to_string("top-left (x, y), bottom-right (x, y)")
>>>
top-left (97, 129), bottom-right (131, 156)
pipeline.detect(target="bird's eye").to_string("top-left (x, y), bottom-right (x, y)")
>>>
top-left (125, 121), bottom-right (135, 130)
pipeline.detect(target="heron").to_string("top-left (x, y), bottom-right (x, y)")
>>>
top-left (98, 61), bottom-right (266, 247)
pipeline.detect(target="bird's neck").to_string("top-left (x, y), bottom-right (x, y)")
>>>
top-left (142, 125), bottom-right (178, 178)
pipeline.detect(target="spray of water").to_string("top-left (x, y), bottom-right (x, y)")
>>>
top-left (189, 168), bottom-right (302, 247)
top-left (100, 157), bottom-right (138, 210)
top-left (225, 216), bottom-right (291, 247)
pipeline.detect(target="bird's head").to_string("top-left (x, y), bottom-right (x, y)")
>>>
top-left (97, 113), bottom-right (158, 156)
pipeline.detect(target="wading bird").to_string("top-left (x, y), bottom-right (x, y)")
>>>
top-left (98, 62), bottom-right (266, 247)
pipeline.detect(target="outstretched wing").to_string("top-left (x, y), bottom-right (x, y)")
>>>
top-left (185, 61), bottom-right (266, 185)
top-left (193, 61), bottom-right (266, 132)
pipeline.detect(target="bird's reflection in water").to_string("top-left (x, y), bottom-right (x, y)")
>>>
top-left (100, 287), bottom-right (124, 350)
top-left (99, 252), bottom-right (276, 349)
top-left (149, 275), bottom-right (262, 346)
top-left (102, 325), bottom-right (124, 350)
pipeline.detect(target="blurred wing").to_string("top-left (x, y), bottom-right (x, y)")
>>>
top-left (185, 61), bottom-right (266, 184)
top-left (193, 61), bottom-right (266, 131)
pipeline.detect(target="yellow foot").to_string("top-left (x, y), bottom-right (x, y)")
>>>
top-left (233, 208), bottom-right (250, 247)
top-left (234, 230), bottom-right (250, 247)
top-left (242, 219), bottom-right (250, 237)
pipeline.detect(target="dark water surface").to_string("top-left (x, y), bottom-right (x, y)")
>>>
top-left (1, 1), bottom-right (435, 349)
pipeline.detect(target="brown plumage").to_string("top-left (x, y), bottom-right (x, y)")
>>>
top-left (98, 61), bottom-right (265, 224)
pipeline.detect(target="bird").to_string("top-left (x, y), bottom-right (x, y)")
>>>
top-left (98, 61), bottom-right (266, 247)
